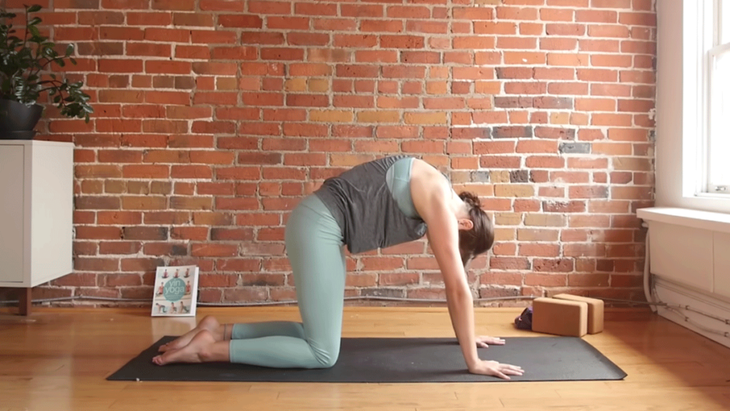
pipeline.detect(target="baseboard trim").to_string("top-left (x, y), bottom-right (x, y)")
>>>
top-left (654, 277), bottom-right (730, 349)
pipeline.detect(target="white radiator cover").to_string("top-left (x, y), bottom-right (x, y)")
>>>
top-left (638, 207), bottom-right (730, 349)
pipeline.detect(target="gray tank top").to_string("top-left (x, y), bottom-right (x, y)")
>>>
top-left (314, 155), bottom-right (427, 254)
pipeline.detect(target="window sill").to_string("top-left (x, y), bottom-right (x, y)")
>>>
top-left (637, 207), bottom-right (730, 233)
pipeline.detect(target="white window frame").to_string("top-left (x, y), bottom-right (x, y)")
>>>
top-left (706, 0), bottom-right (730, 193)
top-left (655, 0), bottom-right (730, 213)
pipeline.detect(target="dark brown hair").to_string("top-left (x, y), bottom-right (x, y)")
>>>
top-left (457, 191), bottom-right (494, 267)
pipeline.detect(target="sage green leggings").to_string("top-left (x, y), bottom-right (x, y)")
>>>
top-left (228, 157), bottom-right (416, 368)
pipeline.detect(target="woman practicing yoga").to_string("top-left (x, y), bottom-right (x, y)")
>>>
top-left (153, 155), bottom-right (524, 380)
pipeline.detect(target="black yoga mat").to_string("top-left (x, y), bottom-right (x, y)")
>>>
top-left (107, 336), bottom-right (626, 383)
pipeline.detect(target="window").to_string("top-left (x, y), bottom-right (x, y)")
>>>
top-left (707, 0), bottom-right (730, 193)
top-left (654, 0), bottom-right (730, 213)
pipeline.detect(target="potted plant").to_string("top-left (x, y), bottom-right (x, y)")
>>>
top-left (0, 4), bottom-right (92, 139)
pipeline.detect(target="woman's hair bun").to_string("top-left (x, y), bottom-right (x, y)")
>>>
top-left (458, 191), bottom-right (481, 209)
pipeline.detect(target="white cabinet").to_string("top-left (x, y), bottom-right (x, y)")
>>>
top-left (0, 140), bottom-right (73, 310)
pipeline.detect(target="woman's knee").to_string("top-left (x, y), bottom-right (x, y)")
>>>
top-left (313, 352), bottom-right (338, 368)
top-left (309, 342), bottom-right (340, 368)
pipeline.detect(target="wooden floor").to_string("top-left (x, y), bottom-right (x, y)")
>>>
top-left (1, 306), bottom-right (729, 410)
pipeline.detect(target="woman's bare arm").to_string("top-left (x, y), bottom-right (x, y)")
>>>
top-left (410, 160), bottom-right (524, 379)
top-left (425, 212), bottom-right (480, 369)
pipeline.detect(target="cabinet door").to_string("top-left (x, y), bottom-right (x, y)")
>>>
top-left (0, 145), bottom-right (25, 283)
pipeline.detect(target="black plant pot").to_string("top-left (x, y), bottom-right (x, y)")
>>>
top-left (0, 99), bottom-right (43, 140)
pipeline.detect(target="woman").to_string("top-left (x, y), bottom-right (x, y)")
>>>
top-left (153, 155), bottom-right (524, 380)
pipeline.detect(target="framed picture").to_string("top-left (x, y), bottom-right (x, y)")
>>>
top-left (151, 265), bottom-right (198, 317)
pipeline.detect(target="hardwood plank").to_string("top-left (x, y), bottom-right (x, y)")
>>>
top-left (499, 392), bottom-right (730, 410)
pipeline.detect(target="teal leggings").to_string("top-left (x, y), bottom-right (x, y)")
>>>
top-left (228, 157), bottom-right (416, 368)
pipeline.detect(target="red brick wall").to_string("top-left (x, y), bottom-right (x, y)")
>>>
top-left (4, 0), bottom-right (655, 306)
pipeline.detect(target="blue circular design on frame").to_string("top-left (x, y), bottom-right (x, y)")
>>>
top-left (163, 278), bottom-right (186, 302)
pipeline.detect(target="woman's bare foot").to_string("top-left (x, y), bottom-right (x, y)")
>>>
top-left (152, 330), bottom-right (217, 366)
top-left (158, 315), bottom-right (221, 353)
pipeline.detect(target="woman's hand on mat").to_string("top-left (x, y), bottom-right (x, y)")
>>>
top-left (475, 336), bottom-right (505, 348)
top-left (468, 360), bottom-right (524, 380)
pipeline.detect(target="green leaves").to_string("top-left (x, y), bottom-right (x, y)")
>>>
top-left (0, 4), bottom-right (92, 121)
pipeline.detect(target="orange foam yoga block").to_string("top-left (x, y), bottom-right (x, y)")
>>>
top-left (532, 297), bottom-right (588, 337)
top-left (553, 293), bottom-right (604, 334)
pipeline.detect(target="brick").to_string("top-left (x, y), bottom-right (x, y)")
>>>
top-left (519, 244), bottom-right (560, 257)
top-left (173, 12), bottom-right (214, 26)
top-left (539, 38), bottom-right (578, 51)
top-left (218, 14), bottom-right (263, 28)
top-left (612, 157), bottom-right (652, 171)
top-left (404, 112), bottom-right (447, 125)
top-left (152, 0), bottom-right (194, 10)
top-left (475, 21), bottom-right (517, 34)
top-left (122, 196), bottom-right (167, 210)
top-left (492, 126), bottom-right (533, 138)
top-left (621, 70), bottom-right (655, 84)
top-left (380, 35), bottom-right (424, 49)
top-left (591, 112), bottom-right (634, 128)
top-left (504, 51), bottom-right (546, 65)
top-left (540, 7), bottom-right (573, 21)
top-left (74, 165), bottom-right (122, 178)
top-left (612, 186), bottom-right (653, 200)
top-left (75, 226), bottom-right (123, 240)
top-left (497, 6), bottom-right (538, 20)
top-left (102, 273), bottom-right (142, 287)
top-left (287, 32), bottom-right (330, 46)
top-left (519, 22), bottom-right (544, 35)
top-left (383, 66), bottom-right (427, 79)
top-left (286, 94), bottom-right (329, 108)
top-left (121, 227), bottom-right (168, 241)
top-left (516, 140), bottom-right (557, 154)
top-left (481, 156), bottom-right (521, 169)
top-left (505, 81), bottom-right (546, 95)
top-left (619, 12), bottom-right (656, 26)
top-left (547, 53), bottom-right (589, 67)
top-left (56, 0), bottom-right (100, 9)
top-left (406, 288), bottom-right (445, 300)
top-left (490, 257), bottom-right (530, 270)
top-left (404, 20), bottom-right (446, 34)
top-left (494, 96), bottom-right (533, 109)
top-left (569, 186), bottom-right (609, 199)
top-left (378, 96), bottom-right (419, 109)
top-left (237, 0), bottom-right (284, 12)
top-left (589, 25), bottom-right (630, 38)
top-left (354, 50), bottom-right (397, 64)
top-left (534, 258), bottom-right (574, 272)
top-left (559, 142), bottom-right (591, 154)
top-left (494, 184), bottom-right (534, 198)
top-left (525, 214), bottom-right (566, 227)
top-left (97, 211), bottom-right (142, 225)
top-left (53, 273), bottom-right (97, 287)
top-left (453, 6), bottom-right (493, 20)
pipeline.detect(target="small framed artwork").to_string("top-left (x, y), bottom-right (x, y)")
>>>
top-left (151, 265), bottom-right (199, 317)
